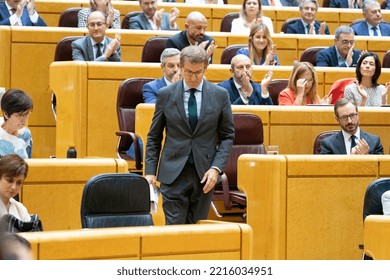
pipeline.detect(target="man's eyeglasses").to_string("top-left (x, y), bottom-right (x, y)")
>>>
top-left (182, 68), bottom-right (204, 78)
top-left (338, 113), bottom-right (358, 122)
top-left (338, 39), bottom-right (355, 46)
top-left (87, 22), bottom-right (106, 28)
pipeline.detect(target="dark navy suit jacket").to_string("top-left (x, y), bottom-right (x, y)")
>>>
top-left (142, 77), bottom-right (167, 103)
top-left (129, 12), bottom-right (177, 30)
top-left (286, 20), bottom-right (330, 35)
top-left (329, 0), bottom-right (360, 8)
top-left (217, 78), bottom-right (273, 105)
top-left (352, 21), bottom-right (390, 36)
top-left (316, 46), bottom-right (361, 67)
top-left (261, 0), bottom-right (299, 6)
top-left (320, 130), bottom-right (384, 154)
top-left (0, 2), bottom-right (46, 26)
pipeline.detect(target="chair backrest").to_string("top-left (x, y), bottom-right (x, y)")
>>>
top-left (363, 178), bottom-right (390, 221)
top-left (220, 44), bottom-right (247, 64)
top-left (281, 17), bottom-right (300, 33)
top-left (322, 0), bottom-right (330, 7)
top-left (224, 113), bottom-right (265, 188)
top-left (80, 173), bottom-right (154, 228)
top-left (300, 46), bottom-right (327, 66)
top-left (312, 130), bottom-right (339, 154)
top-left (58, 7), bottom-right (82, 27)
top-left (121, 11), bottom-right (142, 29)
top-left (54, 36), bottom-right (83, 61)
top-left (328, 77), bottom-right (356, 104)
top-left (141, 36), bottom-right (170, 63)
top-left (267, 79), bottom-right (289, 105)
top-left (220, 12), bottom-right (239, 32)
top-left (381, 0), bottom-right (387, 9)
top-left (383, 50), bottom-right (390, 68)
top-left (117, 78), bottom-right (153, 134)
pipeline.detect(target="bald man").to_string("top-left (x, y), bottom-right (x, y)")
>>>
top-left (218, 54), bottom-right (273, 105)
top-left (166, 11), bottom-right (216, 62)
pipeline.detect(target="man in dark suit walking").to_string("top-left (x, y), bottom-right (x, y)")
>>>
top-left (316, 26), bottom-right (361, 67)
top-left (320, 98), bottom-right (383, 155)
top-left (0, 0), bottom-right (46, 26)
top-left (72, 11), bottom-right (121, 62)
top-left (145, 46), bottom-right (234, 225)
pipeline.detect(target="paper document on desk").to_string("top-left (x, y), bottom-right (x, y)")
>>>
top-left (149, 184), bottom-right (160, 214)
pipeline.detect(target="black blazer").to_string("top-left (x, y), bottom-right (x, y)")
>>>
top-left (286, 20), bottom-right (330, 35)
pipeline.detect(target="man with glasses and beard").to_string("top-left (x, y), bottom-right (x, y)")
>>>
top-left (316, 26), bottom-right (362, 67)
top-left (320, 98), bottom-right (383, 154)
top-left (144, 46), bottom-right (234, 225)
top-left (72, 11), bottom-right (121, 61)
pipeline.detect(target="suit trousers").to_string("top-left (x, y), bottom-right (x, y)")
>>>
top-left (160, 161), bottom-right (213, 224)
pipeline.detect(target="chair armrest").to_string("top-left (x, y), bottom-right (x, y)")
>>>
top-left (115, 131), bottom-right (142, 170)
top-left (220, 173), bottom-right (232, 210)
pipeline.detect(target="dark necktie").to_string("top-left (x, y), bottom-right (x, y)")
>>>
top-left (306, 24), bottom-right (311, 34)
top-left (10, 8), bottom-right (16, 14)
top-left (372, 26), bottom-right (378, 37)
top-left (188, 88), bottom-right (198, 132)
top-left (95, 43), bottom-right (102, 58)
top-left (350, 135), bottom-right (357, 151)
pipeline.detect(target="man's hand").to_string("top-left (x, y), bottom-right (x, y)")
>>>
top-left (145, 175), bottom-right (157, 186)
top-left (171, 70), bottom-right (182, 83)
top-left (321, 94), bottom-right (332, 104)
top-left (15, 0), bottom-right (27, 18)
top-left (260, 70), bottom-right (273, 88)
top-left (264, 44), bottom-right (277, 65)
top-left (103, 33), bottom-right (121, 58)
top-left (351, 138), bottom-right (369, 155)
top-left (154, 8), bottom-right (164, 29)
top-left (201, 168), bottom-right (219, 194)
top-left (319, 22), bottom-right (327, 34)
top-left (169, 7), bottom-right (179, 28)
top-left (205, 40), bottom-right (217, 60)
top-left (27, 0), bottom-right (35, 15)
top-left (346, 43), bottom-right (355, 66)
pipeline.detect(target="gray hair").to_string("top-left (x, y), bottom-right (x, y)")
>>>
top-left (362, 0), bottom-right (379, 13)
top-left (299, 0), bottom-right (319, 10)
top-left (335, 26), bottom-right (354, 40)
top-left (180, 46), bottom-right (208, 66)
top-left (160, 48), bottom-right (181, 64)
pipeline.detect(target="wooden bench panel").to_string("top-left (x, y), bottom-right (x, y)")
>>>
top-left (364, 215), bottom-right (390, 260)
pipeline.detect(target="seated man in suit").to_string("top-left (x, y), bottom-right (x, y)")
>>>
top-left (330, 0), bottom-right (362, 8)
top-left (262, 0), bottom-right (299, 6)
top-left (166, 11), bottom-right (216, 62)
top-left (218, 54), bottom-right (273, 105)
top-left (143, 48), bottom-right (181, 103)
top-left (352, 0), bottom-right (390, 36)
top-left (0, 0), bottom-right (46, 26)
top-left (72, 11), bottom-right (121, 62)
top-left (129, 0), bottom-right (179, 30)
top-left (286, 0), bottom-right (329, 35)
top-left (316, 26), bottom-right (362, 67)
top-left (320, 98), bottom-right (384, 154)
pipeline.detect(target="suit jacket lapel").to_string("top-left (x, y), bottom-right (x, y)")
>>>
top-left (86, 36), bottom-right (95, 61)
top-left (336, 131), bottom-right (347, 154)
top-left (173, 81), bottom-right (191, 130)
top-left (196, 81), bottom-right (213, 133)
top-left (140, 13), bottom-right (152, 30)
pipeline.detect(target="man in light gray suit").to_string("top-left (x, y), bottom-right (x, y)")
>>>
top-left (129, 0), bottom-right (179, 30)
top-left (320, 98), bottom-right (383, 155)
top-left (145, 46), bottom-right (234, 225)
top-left (72, 11), bottom-right (121, 62)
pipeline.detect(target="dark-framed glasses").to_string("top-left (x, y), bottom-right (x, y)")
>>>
top-left (338, 113), bottom-right (358, 122)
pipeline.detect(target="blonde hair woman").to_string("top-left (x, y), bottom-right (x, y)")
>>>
top-left (279, 62), bottom-right (331, 105)
top-left (236, 23), bottom-right (278, 65)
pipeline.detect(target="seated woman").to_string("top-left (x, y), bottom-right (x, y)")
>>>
top-left (0, 89), bottom-right (33, 159)
top-left (279, 62), bottom-right (331, 105)
top-left (231, 0), bottom-right (274, 34)
top-left (344, 52), bottom-right (390, 107)
top-left (78, 0), bottom-right (120, 29)
top-left (0, 154), bottom-right (30, 222)
top-left (236, 23), bottom-right (279, 66)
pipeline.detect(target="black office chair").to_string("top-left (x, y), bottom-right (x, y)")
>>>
top-left (281, 17), bottom-right (300, 33)
top-left (220, 12), bottom-right (239, 32)
top-left (220, 44), bottom-right (246, 64)
top-left (121, 11), bottom-right (142, 29)
top-left (80, 173), bottom-right (154, 228)
top-left (383, 50), bottom-right (390, 68)
top-left (58, 7), bottom-right (82, 27)
top-left (312, 130), bottom-right (339, 154)
top-left (267, 79), bottom-right (288, 105)
top-left (300, 46), bottom-right (327, 66)
top-left (141, 36), bottom-right (170, 62)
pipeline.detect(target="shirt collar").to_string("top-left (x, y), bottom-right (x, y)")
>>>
top-left (183, 80), bottom-right (204, 92)
top-left (342, 127), bottom-right (361, 140)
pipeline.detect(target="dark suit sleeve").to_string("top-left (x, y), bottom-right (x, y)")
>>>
top-left (165, 38), bottom-right (179, 49)
top-left (371, 136), bottom-right (384, 155)
top-left (329, 0), bottom-right (340, 7)
top-left (320, 137), bottom-right (334, 154)
top-left (286, 24), bottom-right (297, 34)
top-left (325, 26), bottom-right (330, 35)
top-left (143, 82), bottom-right (157, 103)
top-left (107, 45), bottom-right (121, 62)
top-left (33, 15), bottom-right (47, 26)
top-left (129, 17), bottom-right (142, 29)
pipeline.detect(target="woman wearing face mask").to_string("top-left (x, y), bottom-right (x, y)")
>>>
top-left (0, 154), bottom-right (30, 222)
top-left (344, 52), bottom-right (390, 107)
top-left (236, 22), bottom-right (278, 66)
top-left (231, 0), bottom-right (274, 34)
top-left (279, 62), bottom-right (331, 105)
top-left (78, 0), bottom-right (120, 29)
top-left (0, 89), bottom-right (33, 159)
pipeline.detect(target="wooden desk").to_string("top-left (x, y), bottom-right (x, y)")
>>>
top-left (364, 215), bottom-right (390, 260)
top-left (22, 158), bottom-right (128, 231)
top-left (238, 154), bottom-right (387, 259)
top-left (20, 223), bottom-right (252, 260)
